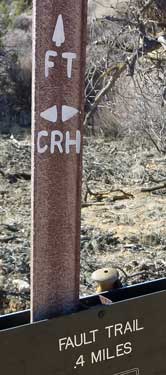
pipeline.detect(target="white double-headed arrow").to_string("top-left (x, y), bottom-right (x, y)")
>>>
top-left (40, 105), bottom-right (79, 124)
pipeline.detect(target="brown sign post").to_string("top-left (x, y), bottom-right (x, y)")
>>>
top-left (31, 0), bottom-right (87, 322)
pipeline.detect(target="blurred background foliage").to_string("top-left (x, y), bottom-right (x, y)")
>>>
top-left (0, 0), bottom-right (166, 152)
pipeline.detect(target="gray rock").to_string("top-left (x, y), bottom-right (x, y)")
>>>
top-left (13, 279), bottom-right (30, 293)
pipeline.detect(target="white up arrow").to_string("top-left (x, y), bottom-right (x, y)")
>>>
top-left (40, 105), bottom-right (79, 123)
top-left (52, 14), bottom-right (65, 47)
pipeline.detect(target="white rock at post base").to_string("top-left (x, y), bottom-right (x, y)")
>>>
top-left (13, 279), bottom-right (30, 293)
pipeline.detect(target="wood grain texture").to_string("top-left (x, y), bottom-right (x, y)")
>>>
top-left (31, 0), bottom-right (87, 322)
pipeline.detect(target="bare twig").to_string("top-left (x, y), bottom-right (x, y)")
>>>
top-left (84, 34), bottom-right (162, 126)
top-left (115, 266), bottom-right (156, 283)
top-left (84, 63), bottom-right (127, 126)
top-left (110, 189), bottom-right (134, 198)
top-left (141, 183), bottom-right (166, 192)
top-left (139, 0), bottom-right (154, 14)
top-left (149, 176), bottom-right (166, 184)
top-left (82, 202), bottom-right (106, 208)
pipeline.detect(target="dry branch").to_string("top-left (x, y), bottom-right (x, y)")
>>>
top-left (139, 0), bottom-right (154, 14)
top-left (84, 33), bottom-right (162, 126)
top-left (141, 183), bottom-right (166, 192)
top-left (84, 63), bottom-right (126, 126)
top-left (84, 184), bottom-right (134, 204)
top-left (82, 202), bottom-right (106, 208)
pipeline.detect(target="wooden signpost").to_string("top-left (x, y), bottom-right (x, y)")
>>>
top-left (31, 0), bottom-right (87, 321)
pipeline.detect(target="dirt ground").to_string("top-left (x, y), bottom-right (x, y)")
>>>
top-left (81, 136), bottom-right (166, 295)
top-left (0, 134), bottom-right (166, 314)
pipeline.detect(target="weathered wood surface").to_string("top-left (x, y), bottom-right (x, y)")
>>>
top-left (31, 0), bottom-right (87, 321)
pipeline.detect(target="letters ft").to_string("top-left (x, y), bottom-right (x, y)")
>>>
top-left (45, 15), bottom-right (77, 79)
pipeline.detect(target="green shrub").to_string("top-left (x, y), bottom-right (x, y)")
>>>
top-left (13, 0), bottom-right (32, 16)
top-left (0, 2), bottom-right (10, 32)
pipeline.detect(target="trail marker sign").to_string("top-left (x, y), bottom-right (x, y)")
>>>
top-left (0, 290), bottom-right (166, 374)
top-left (31, 0), bottom-right (87, 321)
top-left (0, 3), bottom-right (166, 375)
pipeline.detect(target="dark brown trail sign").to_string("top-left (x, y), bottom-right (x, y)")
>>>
top-left (1, 290), bottom-right (166, 375)
top-left (31, 0), bottom-right (87, 322)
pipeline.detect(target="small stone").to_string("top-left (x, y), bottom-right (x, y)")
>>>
top-left (114, 204), bottom-right (126, 210)
top-left (13, 279), bottom-right (30, 293)
top-left (129, 236), bottom-right (139, 244)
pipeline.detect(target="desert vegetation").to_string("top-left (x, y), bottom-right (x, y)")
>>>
top-left (0, 0), bottom-right (166, 313)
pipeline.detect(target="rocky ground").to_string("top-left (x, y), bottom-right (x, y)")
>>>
top-left (88, 0), bottom-right (127, 19)
top-left (0, 134), bottom-right (166, 314)
top-left (0, 135), bottom-right (31, 314)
